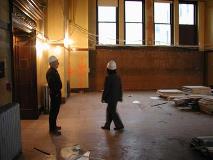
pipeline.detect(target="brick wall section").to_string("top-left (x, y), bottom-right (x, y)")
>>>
top-left (89, 46), bottom-right (204, 91)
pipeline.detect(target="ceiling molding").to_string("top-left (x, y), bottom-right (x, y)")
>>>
top-left (13, 0), bottom-right (44, 22)
top-left (12, 6), bottom-right (36, 33)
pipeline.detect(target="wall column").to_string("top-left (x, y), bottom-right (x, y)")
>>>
top-left (198, 1), bottom-right (205, 51)
top-left (119, 0), bottom-right (124, 45)
top-left (173, 0), bottom-right (179, 46)
top-left (145, 0), bottom-right (154, 45)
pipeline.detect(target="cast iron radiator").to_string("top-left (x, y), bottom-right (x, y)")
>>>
top-left (0, 103), bottom-right (22, 160)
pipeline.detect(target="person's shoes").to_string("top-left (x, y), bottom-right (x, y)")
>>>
top-left (56, 126), bottom-right (61, 130)
top-left (114, 127), bottom-right (124, 131)
top-left (49, 130), bottom-right (61, 136)
top-left (101, 126), bottom-right (110, 130)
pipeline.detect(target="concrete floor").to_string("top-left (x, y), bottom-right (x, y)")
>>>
top-left (18, 91), bottom-right (213, 160)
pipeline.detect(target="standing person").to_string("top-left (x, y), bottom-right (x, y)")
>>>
top-left (46, 56), bottom-right (62, 136)
top-left (101, 60), bottom-right (124, 131)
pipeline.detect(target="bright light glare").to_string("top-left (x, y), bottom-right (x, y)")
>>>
top-left (154, 2), bottom-right (170, 23)
top-left (36, 40), bottom-right (43, 58)
top-left (125, 1), bottom-right (142, 22)
top-left (98, 23), bottom-right (116, 45)
top-left (126, 23), bottom-right (142, 45)
top-left (155, 24), bottom-right (171, 45)
top-left (179, 4), bottom-right (194, 25)
top-left (54, 46), bottom-right (62, 56)
top-left (98, 6), bottom-right (116, 22)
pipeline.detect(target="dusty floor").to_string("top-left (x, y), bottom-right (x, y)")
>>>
top-left (18, 91), bottom-right (213, 160)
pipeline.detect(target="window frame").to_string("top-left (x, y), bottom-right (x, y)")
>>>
top-left (124, 0), bottom-right (145, 45)
top-left (96, 1), bottom-right (119, 45)
top-left (153, 1), bottom-right (173, 46)
top-left (179, 0), bottom-right (197, 26)
top-left (179, 0), bottom-right (198, 45)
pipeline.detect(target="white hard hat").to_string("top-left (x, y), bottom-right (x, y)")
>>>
top-left (107, 60), bottom-right (117, 70)
top-left (48, 56), bottom-right (58, 63)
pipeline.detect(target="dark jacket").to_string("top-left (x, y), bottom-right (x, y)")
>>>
top-left (102, 72), bottom-right (122, 103)
top-left (46, 67), bottom-right (62, 96)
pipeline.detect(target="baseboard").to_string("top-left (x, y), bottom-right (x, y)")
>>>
top-left (70, 88), bottom-right (90, 93)
top-left (61, 97), bottom-right (66, 104)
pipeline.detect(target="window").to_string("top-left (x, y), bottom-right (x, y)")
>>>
top-left (179, 2), bottom-right (197, 45)
top-left (125, 0), bottom-right (144, 45)
top-left (154, 2), bottom-right (172, 45)
top-left (179, 4), bottom-right (194, 25)
top-left (97, 6), bottom-right (117, 45)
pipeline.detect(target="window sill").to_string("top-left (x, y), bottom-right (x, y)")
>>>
top-left (96, 44), bottom-right (199, 50)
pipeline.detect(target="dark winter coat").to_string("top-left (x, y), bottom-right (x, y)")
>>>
top-left (102, 72), bottom-right (123, 103)
top-left (46, 67), bottom-right (62, 97)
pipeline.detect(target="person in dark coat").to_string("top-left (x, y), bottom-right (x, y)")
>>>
top-left (46, 56), bottom-right (62, 136)
top-left (101, 60), bottom-right (124, 131)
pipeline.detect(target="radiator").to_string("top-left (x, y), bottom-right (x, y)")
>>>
top-left (0, 103), bottom-right (22, 160)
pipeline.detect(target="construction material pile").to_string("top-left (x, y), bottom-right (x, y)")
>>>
top-left (156, 89), bottom-right (185, 98)
top-left (182, 86), bottom-right (212, 95)
top-left (171, 94), bottom-right (204, 106)
top-left (191, 136), bottom-right (213, 159)
top-left (199, 96), bottom-right (213, 115)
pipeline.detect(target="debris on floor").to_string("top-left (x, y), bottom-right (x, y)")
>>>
top-left (168, 94), bottom-right (213, 113)
top-left (190, 136), bottom-right (213, 159)
top-left (151, 102), bottom-right (168, 107)
top-left (132, 100), bottom-right (146, 110)
top-left (34, 147), bottom-right (51, 155)
top-left (149, 96), bottom-right (168, 107)
top-left (33, 147), bottom-right (56, 160)
top-left (182, 86), bottom-right (212, 95)
top-left (150, 96), bottom-right (161, 100)
top-left (60, 144), bottom-right (90, 160)
top-left (132, 100), bottom-right (141, 104)
top-left (44, 154), bottom-right (57, 160)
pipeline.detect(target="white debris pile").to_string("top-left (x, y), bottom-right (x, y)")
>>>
top-left (60, 144), bottom-right (90, 160)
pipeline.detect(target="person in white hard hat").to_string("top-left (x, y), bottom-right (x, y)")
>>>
top-left (101, 60), bottom-right (124, 131)
top-left (46, 56), bottom-right (62, 136)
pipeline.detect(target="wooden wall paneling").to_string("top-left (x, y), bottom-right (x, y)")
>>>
top-left (13, 32), bottom-right (38, 119)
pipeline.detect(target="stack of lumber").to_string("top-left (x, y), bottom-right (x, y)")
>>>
top-left (199, 96), bottom-right (213, 114)
top-left (157, 89), bottom-right (185, 99)
top-left (168, 94), bottom-right (204, 103)
top-left (171, 97), bottom-right (190, 106)
top-left (182, 86), bottom-right (212, 95)
top-left (191, 136), bottom-right (213, 159)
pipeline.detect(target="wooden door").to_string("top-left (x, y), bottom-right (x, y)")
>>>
top-left (13, 30), bottom-right (38, 119)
